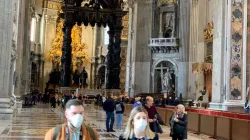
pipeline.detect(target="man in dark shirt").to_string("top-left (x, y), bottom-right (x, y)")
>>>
top-left (103, 93), bottom-right (116, 132)
top-left (144, 96), bottom-right (162, 133)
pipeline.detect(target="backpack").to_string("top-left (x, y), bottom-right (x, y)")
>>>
top-left (52, 124), bottom-right (96, 140)
top-left (116, 103), bottom-right (122, 112)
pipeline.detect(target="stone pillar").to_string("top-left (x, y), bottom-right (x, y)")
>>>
top-left (60, 13), bottom-right (74, 87)
top-left (178, 0), bottom-right (190, 100)
top-left (15, 0), bottom-right (30, 99)
top-left (209, 0), bottom-right (227, 110)
top-left (129, 1), bottom-right (152, 97)
top-left (213, 0), bottom-right (247, 110)
top-left (0, 0), bottom-right (16, 113)
top-left (159, 12), bottom-right (163, 38)
top-left (188, 0), bottom-right (208, 101)
top-left (125, 8), bottom-right (133, 95)
top-left (42, 14), bottom-right (58, 92)
top-left (105, 15), bottom-right (123, 89)
top-left (91, 26), bottom-right (99, 89)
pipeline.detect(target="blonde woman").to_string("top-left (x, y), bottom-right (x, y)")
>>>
top-left (119, 106), bottom-right (159, 140)
top-left (169, 104), bottom-right (187, 140)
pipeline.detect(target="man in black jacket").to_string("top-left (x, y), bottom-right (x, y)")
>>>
top-left (103, 93), bottom-right (116, 132)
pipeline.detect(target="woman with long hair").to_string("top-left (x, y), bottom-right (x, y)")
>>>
top-left (119, 106), bottom-right (158, 140)
top-left (170, 104), bottom-right (187, 140)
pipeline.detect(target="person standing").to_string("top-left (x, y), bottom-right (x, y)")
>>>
top-left (244, 100), bottom-right (249, 114)
top-left (143, 96), bottom-right (158, 133)
top-left (119, 106), bottom-right (158, 140)
top-left (45, 99), bottom-right (99, 140)
top-left (115, 97), bottom-right (125, 131)
top-left (132, 97), bottom-right (142, 108)
top-left (103, 93), bottom-right (116, 132)
top-left (170, 104), bottom-right (187, 140)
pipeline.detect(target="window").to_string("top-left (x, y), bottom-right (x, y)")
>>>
top-left (30, 18), bottom-right (36, 42)
top-left (103, 26), bottom-right (109, 45)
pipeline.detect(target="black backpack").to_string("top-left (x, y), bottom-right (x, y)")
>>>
top-left (52, 124), bottom-right (96, 140)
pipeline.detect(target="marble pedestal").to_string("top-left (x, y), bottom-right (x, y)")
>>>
top-left (209, 101), bottom-right (245, 111)
top-left (60, 87), bottom-right (72, 95)
top-left (103, 89), bottom-right (121, 98)
top-left (0, 98), bottom-right (14, 114)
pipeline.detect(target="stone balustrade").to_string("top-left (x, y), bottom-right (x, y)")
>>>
top-left (149, 38), bottom-right (179, 54)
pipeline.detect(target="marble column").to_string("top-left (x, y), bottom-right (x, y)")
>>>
top-left (91, 26), bottom-right (99, 89)
top-left (188, 0), bottom-right (208, 100)
top-left (105, 16), bottom-right (123, 89)
top-left (129, 1), bottom-right (152, 97)
top-left (209, 0), bottom-right (227, 110)
top-left (60, 13), bottom-right (74, 87)
top-left (215, 0), bottom-right (247, 110)
top-left (178, 0), bottom-right (190, 100)
top-left (15, 0), bottom-right (31, 99)
top-left (125, 8), bottom-right (133, 95)
top-left (159, 12), bottom-right (163, 38)
top-left (0, 0), bottom-right (17, 113)
top-left (42, 14), bottom-right (58, 92)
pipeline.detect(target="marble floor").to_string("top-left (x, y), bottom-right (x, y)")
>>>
top-left (0, 104), bottom-right (216, 140)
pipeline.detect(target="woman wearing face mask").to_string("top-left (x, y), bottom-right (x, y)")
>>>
top-left (119, 106), bottom-right (159, 140)
top-left (169, 104), bottom-right (187, 140)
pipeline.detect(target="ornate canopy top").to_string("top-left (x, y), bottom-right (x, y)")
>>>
top-left (61, 0), bottom-right (127, 27)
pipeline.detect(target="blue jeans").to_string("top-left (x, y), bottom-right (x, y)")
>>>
top-left (106, 112), bottom-right (114, 131)
top-left (245, 108), bottom-right (249, 114)
top-left (116, 114), bottom-right (123, 130)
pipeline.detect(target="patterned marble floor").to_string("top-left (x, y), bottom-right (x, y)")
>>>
top-left (0, 104), bottom-right (216, 140)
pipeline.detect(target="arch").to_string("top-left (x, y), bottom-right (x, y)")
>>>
top-left (152, 58), bottom-right (179, 74)
top-left (151, 58), bottom-right (179, 93)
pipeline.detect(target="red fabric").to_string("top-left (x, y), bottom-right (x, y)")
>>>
top-left (144, 105), bottom-right (157, 119)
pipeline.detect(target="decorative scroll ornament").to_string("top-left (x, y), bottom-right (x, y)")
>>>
top-left (192, 63), bottom-right (213, 74)
top-left (204, 22), bottom-right (214, 42)
top-left (159, 0), bottom-right (176, 6)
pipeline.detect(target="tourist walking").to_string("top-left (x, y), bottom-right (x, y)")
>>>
top-left (119, 106), bottom-right (158, 140)
top-left (143, 96), bottom-right (163, 134)
top-left (132, 96), bottom-right (142, 108)
top-left (244, 100), bottom-right (249, 114)
top-left (45, 99), bottom-right (99, 140)
top-left (115, 97), bottom-right (125, 131)
top-left (170, 104), bottom-right (187, 140)
top-left (103, 93), bottom-right (116, 132)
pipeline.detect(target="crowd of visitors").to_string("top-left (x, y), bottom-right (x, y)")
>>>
top-left (42, 91), bottom-right (187, 140)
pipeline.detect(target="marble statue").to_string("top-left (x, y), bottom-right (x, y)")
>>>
top-left (163, 68), bottom-right (172, 92)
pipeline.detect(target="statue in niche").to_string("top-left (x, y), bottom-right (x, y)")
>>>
top-left (73, 57), bottom-right (88, 88)
top-left (163, 68), bottom-right (173, 92)
top-left (164, 13), bottom-right (174, 38)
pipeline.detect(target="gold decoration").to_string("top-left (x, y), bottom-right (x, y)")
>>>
top-left (192, 63), bottom-right (213, 74)
top-left (45, 18), bottom-right (91, 71)
top-left (121, 14), bottom-right (129, 40)
top-left (204, 22), bottom-right (214, 43)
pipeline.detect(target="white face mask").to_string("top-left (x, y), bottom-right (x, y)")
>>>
top-left (134, 119), bottom-right (147, 132)
top-left (70, 114), bottom-right (84, 128)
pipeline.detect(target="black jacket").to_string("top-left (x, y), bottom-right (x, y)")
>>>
top-left (170, 113), bottom-right (187, 139)
top-left (103, 98), bottom-right (115, 112)
top-left (115, 101), bottom-right (125, 114)
top-left (119, 134), bottom-right (159, 140)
